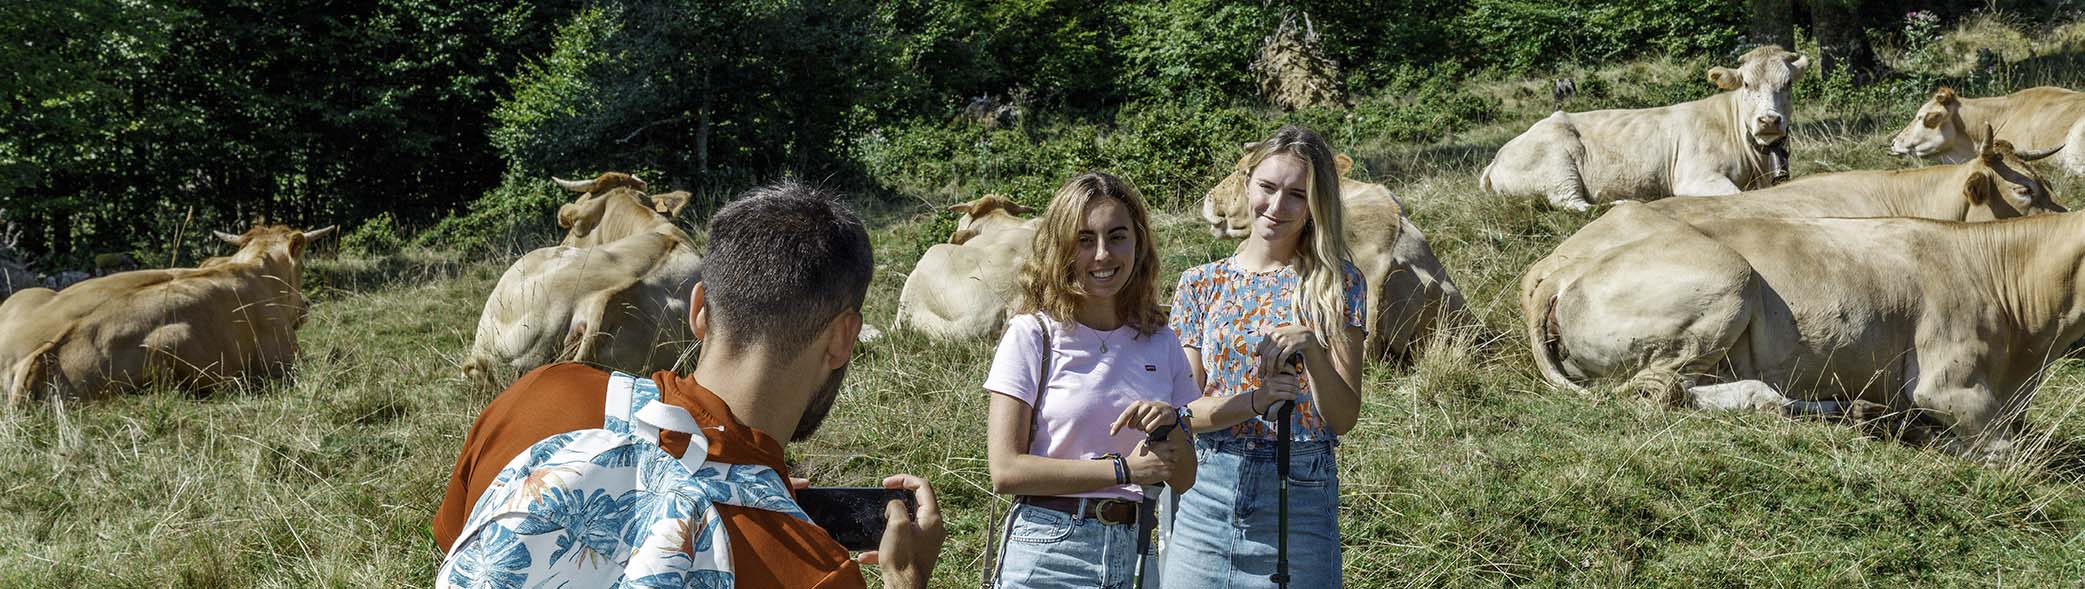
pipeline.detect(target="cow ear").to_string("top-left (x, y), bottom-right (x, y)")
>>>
top-left (1922, 111), bottom-right (1946, 129)
top-left (213, 230), bottom-right (244, 245)
top-left (948, 227), bottom-right (980, 245)
top-left (1334, 154), bottom-right (1354, 177)
top-left (1706, 67), bottom-right (1743, 91)
top-left (1964, 171), bottom-right (1994, 206)
top-left (1004, 201), bottom-right (1036, 216)
top-left (651, 192), bottom-right (691, 217)
top-left (1934, 87), bottom-right (1958, 106)
top-left (1787, 53), bottom-right (1810, 76)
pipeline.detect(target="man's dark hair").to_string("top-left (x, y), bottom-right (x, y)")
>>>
top-left (700, 180), bottom-right (874, 352)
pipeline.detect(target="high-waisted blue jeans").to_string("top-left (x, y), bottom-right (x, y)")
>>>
top-left (1159, 434), bottom-right (1341, 588)
top-left (993, 499), bottom-right (1153, 588)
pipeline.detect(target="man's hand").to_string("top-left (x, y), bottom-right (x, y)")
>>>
top-left (857, 474), bottom-right (944, 589)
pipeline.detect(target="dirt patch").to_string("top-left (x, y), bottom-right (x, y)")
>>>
top-left (1253, 13), bottom-right (1346, 111)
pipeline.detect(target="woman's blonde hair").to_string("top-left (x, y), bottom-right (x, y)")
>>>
top-left (1240, 125), bottom-right (1354, 349)
top-left (1015, 172), bottom-right (1167, 337)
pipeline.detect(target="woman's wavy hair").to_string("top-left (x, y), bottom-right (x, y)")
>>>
top-left (1015, 172), bottom-right (1167, 337)
top-left (1240, 125), bottom-right (1354, 349)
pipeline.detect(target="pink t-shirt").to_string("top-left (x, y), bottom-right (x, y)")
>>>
top-left (985, 313), bottom-right (1203, 501)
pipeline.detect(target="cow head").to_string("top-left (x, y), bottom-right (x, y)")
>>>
top-left (554, 172), bottom-right (652, 241)
top-left (945, 194), bottom-right (1034, 245)
top-left (1706, 45), bottom-right (1809, 148)
top-left (1890, 87), bottom-right (1978, 162)
top-left (1203, 144), bottom-right (1354, 239)
top-left (1960, 127), bottom-right (2065, 220)
top-left (211, 225), bottom-right (336, 285)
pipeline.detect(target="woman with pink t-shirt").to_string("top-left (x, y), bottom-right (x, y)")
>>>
top-left (983, 172), bottom-right (1200, 588)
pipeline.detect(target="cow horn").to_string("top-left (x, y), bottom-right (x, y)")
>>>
top-left (213, 230), bottom-right (244, 245)
top-left (303, 226), bottom-right (337, 242)
top-left (553, 177), bottom-right (597, 193)
top-left (2018, 144), bottom-right (2065, 162)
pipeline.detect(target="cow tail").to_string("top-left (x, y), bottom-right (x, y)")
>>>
top-left (1528, 283), bottom-right (1585, 392)
top-left (7, 340), bottom-right (57, 407)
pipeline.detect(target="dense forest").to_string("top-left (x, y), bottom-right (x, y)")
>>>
top-left (3, 0), bottom-right (2074, 267)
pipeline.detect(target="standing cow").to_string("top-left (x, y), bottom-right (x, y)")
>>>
top-left (1482, 45), bottom-right (1810, 211)
top-left (0, 225), bottom-right (334, 405)
top-left (1890, 86), bottom-right (2085, 176)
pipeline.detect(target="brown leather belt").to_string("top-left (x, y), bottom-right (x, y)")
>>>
top-left (1018, 496), bottom-right (1148, 526)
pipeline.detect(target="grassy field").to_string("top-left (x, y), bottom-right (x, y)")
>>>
top-left (12, 18), bottom-right (2085, 588)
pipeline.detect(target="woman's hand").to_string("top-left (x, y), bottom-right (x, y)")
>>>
top-left (1253, 373), bottom-right (1299, 415)
top-left (1109, 401), bottom-right (1175, 437)
top-left (1125, 437), bottom-right (1186, 486)
top-left (1259, 324), bottom-right (1323, 375)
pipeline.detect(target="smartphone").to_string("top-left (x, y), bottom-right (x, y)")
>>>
top-left (797, 487), bottom-right (917, 551)
top-left (1145, 422), bottom-right (1176, 442)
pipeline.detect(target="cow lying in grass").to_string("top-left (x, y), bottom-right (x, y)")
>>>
top-left (0, 225), bottom-right (334, 405)
top-left (1530, 208), bottom-right (2085, 462)
top-left (892, 194), bottom-right (1038, 339)
top-left (1523, 134), bottom-right (2067, 352)
top-left (464, 173), bottom-right (700, 387)
top-left (1481, 45), bottom-right (1809, 210)
top-left (1892, 86), bottom-right (2085, 176)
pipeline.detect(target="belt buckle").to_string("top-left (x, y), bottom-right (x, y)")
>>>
top-left (1093, 499), bottom-right (1130, 525)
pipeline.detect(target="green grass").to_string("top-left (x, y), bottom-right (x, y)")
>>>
top-left (12, 21), bottom-right (2085, 589)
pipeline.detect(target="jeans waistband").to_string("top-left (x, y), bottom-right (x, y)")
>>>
top-left (1194, 434), bottom-right (1336, 458)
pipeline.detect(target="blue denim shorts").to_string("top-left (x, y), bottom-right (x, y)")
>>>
top-left (1158, 435), bottom-right (1341, 588)
top-left (992, 499), bottom-right (1156, 589)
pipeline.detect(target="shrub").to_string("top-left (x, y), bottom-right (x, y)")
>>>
top-left (341, 213), bottom-right (406, 257)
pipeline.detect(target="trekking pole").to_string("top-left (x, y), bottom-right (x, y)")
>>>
top-left (1270, 399), bottom-right (1293, 589)
top-left (1269, 351), bottom-right (1301, 589)
top-left (1134, 420), bottom-right (1177, 588)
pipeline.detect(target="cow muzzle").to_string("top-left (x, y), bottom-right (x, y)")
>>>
top-left (1754, 115), bottom-right (1786, 142)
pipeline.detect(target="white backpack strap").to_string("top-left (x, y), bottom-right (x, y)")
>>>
top-left (602, 371), bottom-right (638, 434)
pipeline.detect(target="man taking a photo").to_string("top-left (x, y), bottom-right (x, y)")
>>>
top-left (433, 180), bottom-right (945, 588)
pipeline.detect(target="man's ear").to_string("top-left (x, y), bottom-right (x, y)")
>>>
top-left (689, 282), bottom-right (709, 340)
top-left (823, 309), bottom-right (862, 370)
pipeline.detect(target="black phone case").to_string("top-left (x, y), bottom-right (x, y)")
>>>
top-left (796, 487), bottom-right (917, 551)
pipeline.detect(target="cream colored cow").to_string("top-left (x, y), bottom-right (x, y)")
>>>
top-left (1202, 153), bottom-right (1466, 362)
top-left (892, 194), bottom-right (1039, 339)
top-left (464, 223), bottom-right (701, 388)
top-left (0, 225), bottom-right (334, 405)
top-left (1891, 86), bottom-right (2085, 176)
top-left (553, 172), bottom-right (693, 248)
top-left (1521, 136), bottom-right (2067, 339)
top-left (1481, 46), bottom-right (1810, 210)
top-left (1528, 208), bottom-right (2085, 461)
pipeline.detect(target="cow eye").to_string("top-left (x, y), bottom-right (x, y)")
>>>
top-left (1923, 112), bottom-right (1944, 129)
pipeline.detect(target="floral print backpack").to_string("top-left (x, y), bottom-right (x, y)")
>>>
top-left (438, 372), bottom-right (810, 588)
